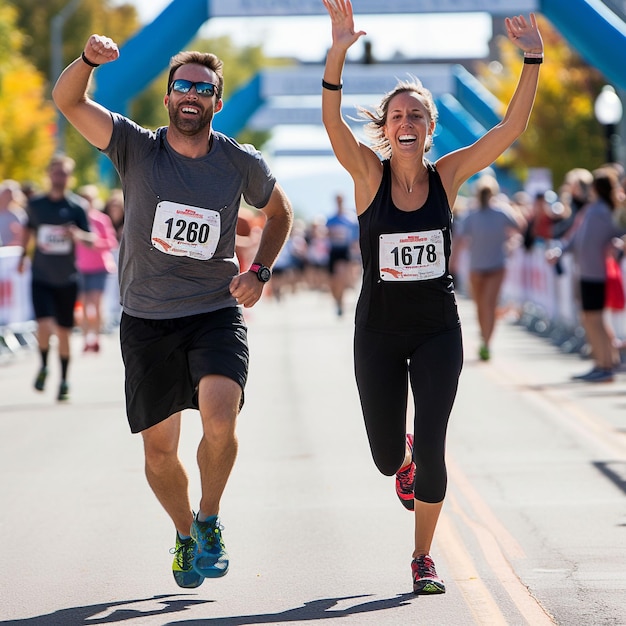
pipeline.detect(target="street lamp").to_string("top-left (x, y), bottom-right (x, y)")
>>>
top-left (51, 0), bottom-right (81, 152)
top-left (594, 85), bottom-right (623, 164)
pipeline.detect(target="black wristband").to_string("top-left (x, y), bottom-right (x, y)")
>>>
top-left (523, 56), bottom-right (543, 64)
top-left (81, 51), bottom-right (100, 68)
top-left (322, 79), bottom-right (342, 91)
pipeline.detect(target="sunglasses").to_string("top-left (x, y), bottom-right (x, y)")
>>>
top-left (169, 79), bottom-right (217, 97)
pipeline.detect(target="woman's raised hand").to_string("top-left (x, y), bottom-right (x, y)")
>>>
top-left (504, 13), bottom-right (544, 54)
top-left (322, 0), bottom-right (367, 51)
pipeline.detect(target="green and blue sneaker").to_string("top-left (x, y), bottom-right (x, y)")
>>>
top-left (34, 367), bottom-right (48, 392)
top-left (170, 533), bottom-right (204, 588)
top-left (190, 515), bottom-right (229, 578)
top-left (57, 381), bottom-right (70, 402)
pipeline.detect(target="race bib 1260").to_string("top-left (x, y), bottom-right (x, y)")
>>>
top-left (151, 201), bottom-right (221, 260)
top-left (379, 229), bottom-right (445, 281)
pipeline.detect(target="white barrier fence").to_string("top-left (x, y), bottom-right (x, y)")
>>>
top-left (0, 246), bottom-right (121, 357)
top-left (456, 240), bottom-right (626, 351)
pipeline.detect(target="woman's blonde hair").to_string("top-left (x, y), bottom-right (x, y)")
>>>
top-left (358, 76), bottom-right (438, 159)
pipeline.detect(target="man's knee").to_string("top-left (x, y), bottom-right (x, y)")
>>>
top-left (142, 417), bottom-right (180, 468)
top-left (198, 375), bottom-right (242, 437)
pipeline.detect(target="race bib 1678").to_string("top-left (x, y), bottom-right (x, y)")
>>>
top-left (379, 229), bottom-right (445, 281)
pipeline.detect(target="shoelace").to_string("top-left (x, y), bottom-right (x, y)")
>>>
top-left (173, 541), bottom-right (192, 568)
top-left (397, 464), bottom-right (415, 490)
top-left (413, 555), bottom-right (438, 580)
top-left (170, 538), bottom-right (194, 569)
top-left (198, 521), bottom-right (224, 550)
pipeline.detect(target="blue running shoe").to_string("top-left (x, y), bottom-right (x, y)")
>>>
top-left (170, 533), bottom-right (204, 588)
top-left (190, 515), bottom-right (229, 578)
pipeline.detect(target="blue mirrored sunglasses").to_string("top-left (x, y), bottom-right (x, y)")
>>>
top-left (169, 79), bottom-right (217, 97)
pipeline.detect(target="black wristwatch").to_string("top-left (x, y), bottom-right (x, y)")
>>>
top-left (249, 263), bottom-right (272, 283)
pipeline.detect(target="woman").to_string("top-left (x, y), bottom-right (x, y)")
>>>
top-left (321, 0), bottom-right (542, 594)
top-left (548, 167), bottom-right (626, 383)
top-left (458, 174), bottom-right (526, 361)
top-left (75, 185), bottom-right (119, 352)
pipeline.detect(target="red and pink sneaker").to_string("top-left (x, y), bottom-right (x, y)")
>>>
top-left (395, 434), bottom-right (415, 511)
top-left (412, 554), bottom-right (446, 595)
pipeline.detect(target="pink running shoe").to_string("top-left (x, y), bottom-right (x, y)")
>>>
top-left (395, 434), bottom-right (415, 511)
top-left (412, 554), bottom-right (446, 595)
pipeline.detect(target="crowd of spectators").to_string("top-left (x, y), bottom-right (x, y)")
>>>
top-left (4, 163), bottom-right (626, 384)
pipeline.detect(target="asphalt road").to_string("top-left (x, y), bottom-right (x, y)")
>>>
top-left (1, 288), bottom-right (625, 625)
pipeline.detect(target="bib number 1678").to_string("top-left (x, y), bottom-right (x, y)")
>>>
top-left (390, 244), bottom-right (436, 267)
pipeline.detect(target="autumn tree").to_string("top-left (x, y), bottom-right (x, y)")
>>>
top-left (0, 2), bottom-right (56, 184)
top-left (11, 0), bottom-right (139, 84)
top-left (9, 0), bottom-right (141, 186)
top-left (479, 15), bottom-right (607, 188)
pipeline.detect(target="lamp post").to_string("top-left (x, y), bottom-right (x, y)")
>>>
top-left (594, 85), bottom-right (623, 165)
top-left (51, 0), bottom-right (81, 152)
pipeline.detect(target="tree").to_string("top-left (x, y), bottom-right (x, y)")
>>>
top-left (478, 15), bottom-right (607, 188)
top-left (11, 0), bottom-right (139, 86)
top-left (0, 2), bottom-right (56, 184)
top-left (9, 0), bottom-right (142, 187)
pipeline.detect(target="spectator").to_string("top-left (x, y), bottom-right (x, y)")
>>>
top-left (0, 180), bottom-right (27, 247)
top-left (547, 167), bottom-right (626, 382)
top-left (75, 184), bottom-right (119, 352)
top-left (103, 188), bottom-right (124, 242)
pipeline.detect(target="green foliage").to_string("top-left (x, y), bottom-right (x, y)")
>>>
top-left (10, 0), bottom-right (140, 83)
top-left (478, 15), bottom-right (608, 187)
top-left (5, 0), bottom-right (141, 187)
top-left (0, 2), bottom-right (56, 184)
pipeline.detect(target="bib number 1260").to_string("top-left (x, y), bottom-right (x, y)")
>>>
top-left (164, 217), bottom-right (211, 244)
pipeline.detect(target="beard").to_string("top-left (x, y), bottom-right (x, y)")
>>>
top-left (169, 102), bottom-right (213, 136)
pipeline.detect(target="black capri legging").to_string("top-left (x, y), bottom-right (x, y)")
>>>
top-left (354, 325), bottom-right (463, 503)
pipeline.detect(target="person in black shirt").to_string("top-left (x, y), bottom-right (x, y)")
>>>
top-left (322, 0), bottom-right (542, 595)
top-left (18, 154), bottom-right (93, 401)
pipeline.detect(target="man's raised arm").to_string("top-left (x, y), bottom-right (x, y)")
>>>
top-left (52, 35), bottom-right (120, 151)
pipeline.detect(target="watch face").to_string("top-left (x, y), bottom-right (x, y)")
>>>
top-left (258, 266), bottom-right (271, 282)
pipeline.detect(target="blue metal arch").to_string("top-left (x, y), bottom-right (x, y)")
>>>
top-left (92, 0), bottom-right (626, 186)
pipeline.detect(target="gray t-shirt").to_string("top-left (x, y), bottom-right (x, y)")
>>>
top-left (458, 204), bottom-right (519, 272)
top-left (562, 199), bottom-right (626, 280)
top-left (104, 113), bottom-right (276, 319)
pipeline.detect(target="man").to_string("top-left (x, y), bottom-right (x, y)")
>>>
top-left (325, 193), bottom-right (358, 316)
top-left (18, 155), bottom-right (93, 402)
top-left (52, 36), bottom-right (293, 588)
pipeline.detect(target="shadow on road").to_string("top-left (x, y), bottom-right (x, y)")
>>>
top-left (1, 592), bottom-right (418, 625)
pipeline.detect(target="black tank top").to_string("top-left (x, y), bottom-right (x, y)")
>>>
top-left (356, 159), bottom-right (460, 333)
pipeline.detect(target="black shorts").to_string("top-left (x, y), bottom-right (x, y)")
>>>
top-left (580, 279), bottom-right (606, 312)
top-left (328, 245), bottom-right (351, 274)
top-left (31, 280), bottom-right (78, 328)
top-left (120, 307), bottom-right (249, 433)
